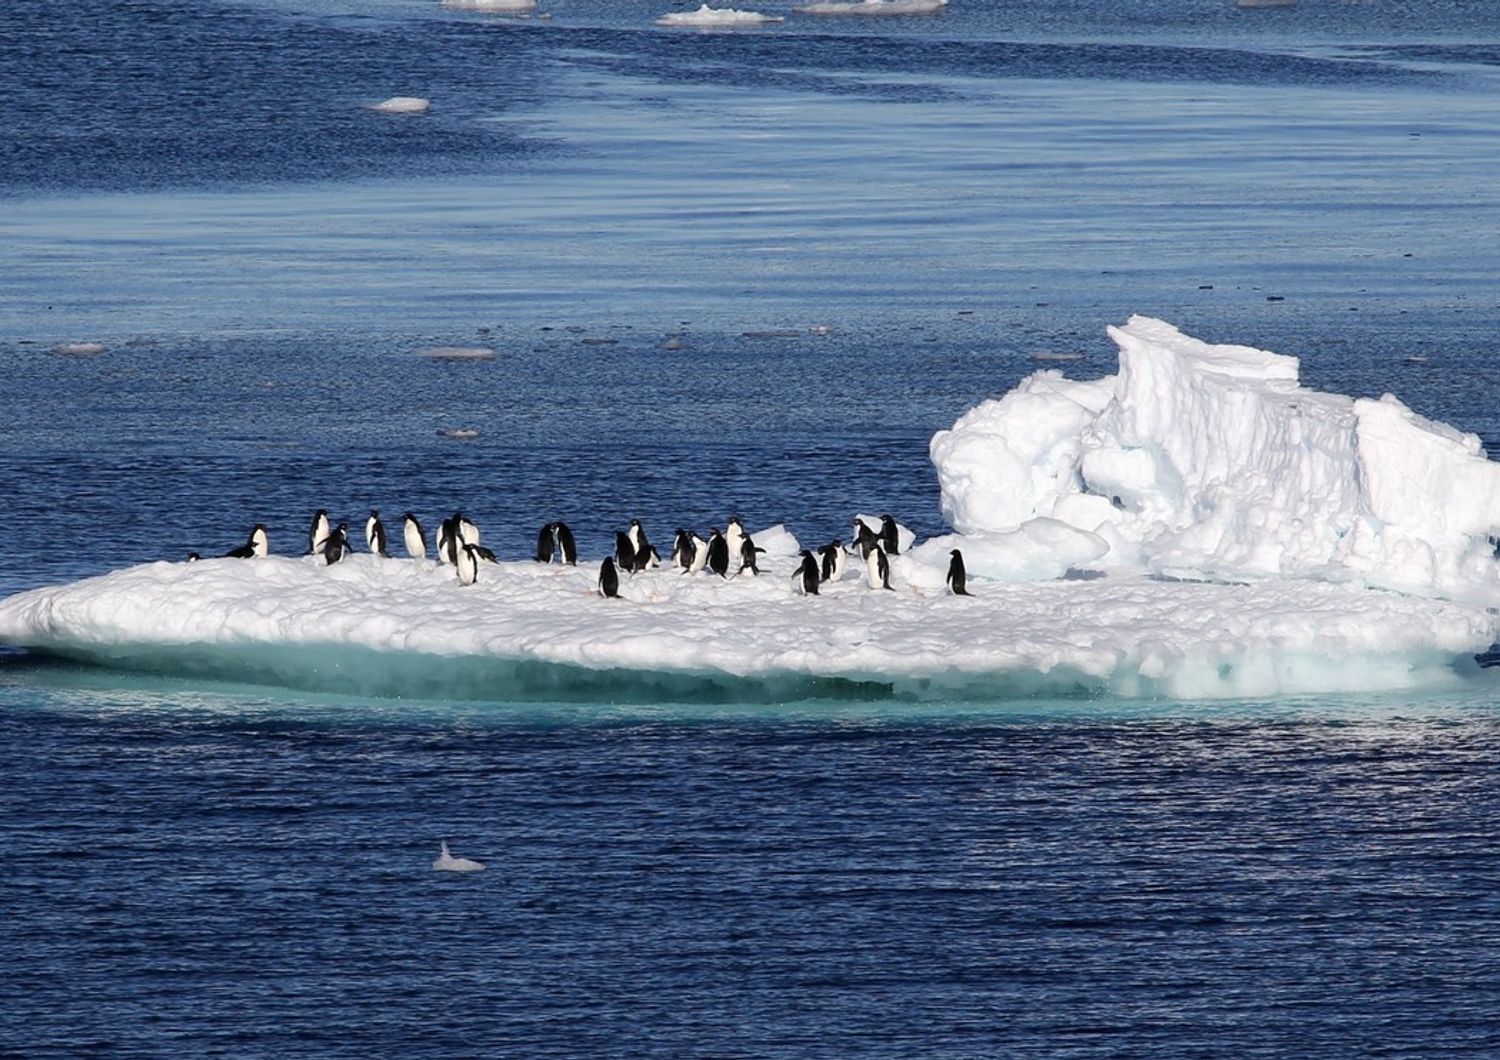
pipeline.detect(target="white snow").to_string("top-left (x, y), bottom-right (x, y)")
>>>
top-left (433, 841), bottom-right (485, 872)
top-left (932, 315), bottom-right (1500, 604)
top-left (656, 5), bottom-right (785, 26)
top-left (5, 314), bottom-right (1500, 702)
top-left (798, 0), bottom-right (947, 14)
top-left (370, 96), bottom-right (431, 114)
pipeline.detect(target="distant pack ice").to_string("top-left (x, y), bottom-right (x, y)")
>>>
top-left (932, 315), bottom-right (1500, 603)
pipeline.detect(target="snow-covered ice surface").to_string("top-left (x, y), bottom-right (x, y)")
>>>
top-left (798, 0), bottom-right (948, 15)
top-left (655, 5), bottom-right (785, 26)
top-left (5, 316), bottom-right (1500, 703)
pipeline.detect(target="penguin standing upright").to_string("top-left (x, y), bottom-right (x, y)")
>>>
top-left (224, 524), bottom-right (269, 559)
top-left (819, 540), bottom-right (845, 583)
top-left (308, 509), bottom-right (330, 555)
top-left (724, 517), bottom-right (746, 562)
top-left (555, 522), bottom-right (578, 566)
top-left (535, 522), bottom-right (556, 564)
top-left (851, 519), bottom-right (881, 559)
top-left (737, 535), bottom-right (764, 577)
top-left (879, 514), bottom-right (900, 555)
top-left (456, 542), bottom-right (479, 586)
top-left (365, 510), bottom-right (388, 557)
top-left (402, 512), bottom-right (427, 560)
top-left (436, 516), bottom-right (459, 566)
top-left (794, 550), bottom-right (820, 595)
top-left (706, 530), bottom-right (729, 578)
top-left (323, 522), bottom-right (350, 565)
top-left (457, 513), bottom-right (480, 548)
top-left (946, 549), bottom-right (971, 596)
top-left (866, 543), bottom-right (892, 590)
top-left (614, 531), bottom-right (637, 573)
top-left (598, 556), bottom-right (620, 598)
top-left (671, 529), bottom-right (693, 570)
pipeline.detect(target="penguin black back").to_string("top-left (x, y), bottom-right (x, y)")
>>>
top-left (555, 522), bottom-right (578, 565)
top-left (614, 531), bottom-right (637, 573)
top-left (598, 556), bottom-right (620, 598)
top-left (706, 529), bottom-right (729, 577)
top-left (947, 549), bottom-right (970, 596)
top-left (795, 550), bottom-right (820, 595)
top-left (852, 519), bottom-right (880, 559)
top-left (879, 514), bottom-right (900, 555)
top-left (819, 540), bottom-right (842, 582)
top-left (535, 522), bottom-right (556, 564)
top-left (323, 523), bottom-right (350, 565)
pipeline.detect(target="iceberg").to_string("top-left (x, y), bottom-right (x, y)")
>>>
top-left (655, 5), bottom-right (785, 26)
top-left (3, 316), bottom-right (1499, 703)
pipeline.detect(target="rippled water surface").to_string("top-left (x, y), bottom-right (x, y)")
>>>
top-left (5, 0), bottom-right (1500, 1053)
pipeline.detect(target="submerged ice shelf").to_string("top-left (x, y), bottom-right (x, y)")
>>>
top-left (4, 315), bottom-right (1500, 702)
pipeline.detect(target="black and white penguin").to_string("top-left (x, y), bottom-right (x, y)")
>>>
top-left (819, 540), bottom-right (845, 583)
top-left (670, 529), bottom-right (693, 570)
top-left (535, 522), bottom-right (556, 564)
top-left (307, 509), bottom-right (330, 556)
top-left (457, 513), bottom-right (480, 548)
top-left (879, 514), bottom-right (900, 555)
top-left (724, 517), bottom-right (746, 562)
top-left (436, 516), bottom-right (459, 566)
top-left (688, 532), bottom-right (709, 574)
top-left (224, 523), bottom-right (269, 559)
top-left (598, 556), bottom-right (620, 598)
top-left (737, 535), bottom-right (764, 577)
top-left (947, 549), bottom-right (970, 596)
top-left (555, 522), bottom-right (578, 566)
top-left (706, 530), bottom-right (729, 578)
top-left (456, 541), bottom-right (479, 586)
top-left (614, 531), bottom-right (637, 573)
top-left (365, 510), bottom-right (388, 557)
top-left (866, 543), bottom-right (892, 591)
top-left (323, 522), bottom-right (350, 565)
top-left (627, 520), bottom-right (651, 559)
top-left (637, 544), bottom-right (661, 570)
top-left (186, 552), bottom-right (202, 563)
top-left (794, 550), bottom-right (820, 595)
top-left (402, 512), bottom-right (427, 560)
top-left (851, 519), bottom-right (881, 559)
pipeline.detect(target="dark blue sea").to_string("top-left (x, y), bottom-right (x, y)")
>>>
top-left (4, 0), bottom-right (1500, 1054)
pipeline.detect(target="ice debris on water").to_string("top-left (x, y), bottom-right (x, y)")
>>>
top-left (370, 96), bottom-right (431, 114)
top-left (656, 5), bottom-right (785, 26)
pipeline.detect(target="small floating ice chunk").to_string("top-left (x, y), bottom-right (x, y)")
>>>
top-left (371, 96), bottom-right (431, 114)
top-left (437, 428), bottom-right (480, 440)
top-left (1030, 351), bottom-right (1085, 363)
top-left (418, 346), bottom-right (496, 361)
top-left (433, 841), bottom-right (485, 872)
top-left (51, 342), bottom-right (107, 358)
top-left (656, 5), bottom-right (785, 25)
top-left (798, 0), bottom-right (947, 14)
top-left (442, 0), bottom-right (536, 9)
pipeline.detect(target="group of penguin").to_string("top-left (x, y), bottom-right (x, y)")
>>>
top-left (207, 509), bottom-right (973, 598)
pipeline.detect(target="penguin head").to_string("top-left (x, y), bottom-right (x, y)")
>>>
top-left (186, 552), bottom-right (201, 562)
top-left (950, 549), bottom-right (962, 558)
top-left (403, 512), bottom-right (417, 522)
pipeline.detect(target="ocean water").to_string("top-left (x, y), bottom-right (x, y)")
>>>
top-left (4, 0), bottom-right (1500, 1054)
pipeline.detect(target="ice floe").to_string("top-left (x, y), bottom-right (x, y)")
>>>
top-left (5, 316), bottom-right (1500, 702)
top-left (798, 0), bottom-right (948, 14)
top-left (656, 5), bottom-right (785, 26)
top-left (370, 96), bottom-right (431, 114)
top-left (418, 345), bottom-right (496, 361)
top-left (52, 342), bottom-right (107, 357)
top-left (442, 0), bottom-right (534, 11)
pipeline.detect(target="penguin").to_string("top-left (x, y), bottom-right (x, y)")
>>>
top-left (794, 550), bottom-right (820, 595)
top-left (866, 542), bottom-right (892, 591)
top-left (724, 517), bottom-right (746, 563)
top-left (688, 532), bottom-right (709, 574)
top-left (436, 516), bottom-right (458, 566)
top-left (224, 523), bottom-right (269, 559)
top-left (535, 523), bottom-right (556, 564)
top-left (737, 535), bottom-right (764, 576)
top-left (457, 513), bottom-right (480, 548)
top-left (706, 529), bottom-right (729, 578)
top-left (402, 512), bottom-right (427, 560)
top-left (456, 542), bottom-right (479, 586)
top-left (670, 529), bottom-right (693, 570)
top-left (879, 514), bottom-right (900, 555)
top-left (851, 518), bottom-right (881, 559)
top-left (636, 544), bottom-right (661, 570)
top-left (186, 552), bottom-right (202, 563)
top-left (365, 510), bottom-right (388, 557)
top-left (323, 522), bottom-right (350, 565)
top-left (615, 531), bottom-right (637, 573)
top-left (627, 519), bottom-right (651, 559)
top-left (947, 549), bottom-right (971, 596)
top-left (598, 556), bottom-right (620, 598)
top-left (555, 522), bottom-right (578, 566)
top-left (819, 539), bottom-right (845, 583)
top-left (307, 509), bottom-right (330, 556)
